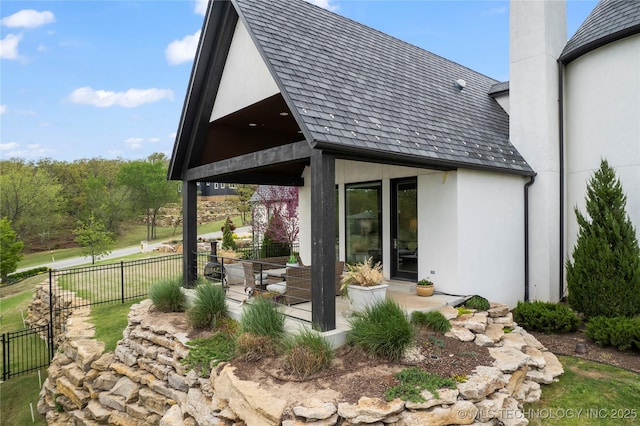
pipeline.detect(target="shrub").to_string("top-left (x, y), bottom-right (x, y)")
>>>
top-left (188, 282), bottom-right (227, 329)
top-left (410, 310), bottom-right (451, 333)
top-left (221, 216), bottom-right (237, 250)
top-left (566, 159), bottom-right (640, 318)
top-left (184, 332), bottom-right (237, 376)
top-left (465, 295), bottom-right (490, 311)
top-left (149, 277), bottom-right (186, 312)
top-left (585, 316), bottom-right (640, 352)
top-left (513, 301), bottom-right (579, 333)
top-left (284, 329), bottom-right (334, 379)
top-left (347, 299), bottom-right (414, 362)
top-left (235, 332), bottom-right (278, 361)
top-left (385, 367), bottom-right (456, 402)
top-left (240, 297), bottom-right (285, 339)
top-left (4, 266), bottom-right (49, 285)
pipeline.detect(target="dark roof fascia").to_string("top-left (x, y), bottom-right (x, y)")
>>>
top-left (184, 140), bottom-right (311, 182)
top-left (168, 1), bottom-right (238, 180)
top-left (488, 81), bottom-right (509, 97)
top-left (230, 0), bottom-right (315, 148)
top-left (314, 141), bottom-right (535, 177)
top-left (560, 24), bottom-right (640, 64)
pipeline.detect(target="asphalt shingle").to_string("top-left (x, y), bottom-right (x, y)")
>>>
top-left (232, 0), bottom-right (533, 175)
top-left (560, 0), bottom-right (640, 63)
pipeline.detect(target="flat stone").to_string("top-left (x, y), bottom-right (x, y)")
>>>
top-left (292, 398), bottom-right (337, 420)
top-left (439, 305), bottom-right (459, 320)
top-left (505, 366), bottom-right (529, 396)
top-left (108, 410), bottom-right (140, 426)
top-left (474, 334), bottom-right (494, 347)
top-left (338, 397), bottom-right (405, 423)
top-left (445, 326), bottom-right (476, 342)
top-left (55, 376), bottom-right (90, 409)
top-left (92, 352), bottom-right (115, 371)
top-left (159, 404), bottom-right (183, 426)
top-left (500, 333), bottom-right (527, 351)
top-left (110, 376), bottom-right (139, 402)
top-left (498, 397), bottom-right (528, 426)
top-left (99, 392), bottom-right (127, 412)
top-left (405, 388), bottom-right (459, 410)
top-left (524, 347), bottom-right (546, 368)
top-left (126, 402), bottom-right (151, 420)
top-left (73, 339), bottom-right (105, 371)
top-left (92, 371), bottom-right (120, 391)
top-left (475, 391), bottom-right (509, 422)
top-left (139, 387), bottom-right (170, 416)
top-left (487, 303), bottom-right (510, 318)
top-left (457, 366), bottom-right (508, 402)
top-left (61, 363), bottom-right (86, 387)
top-left (489, 346), bottom-right (530, 373)
top-left (542, 351), bottom-right (564, 378)
top-left (400, 400), bottom-right (478, 425)
top-left (86, 399), bottom-right (111, 422)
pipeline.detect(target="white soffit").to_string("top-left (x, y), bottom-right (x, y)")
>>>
top-left (210, 20), bottom-right (280, 122)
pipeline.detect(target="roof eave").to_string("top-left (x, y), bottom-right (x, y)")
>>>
top-left (560, 24), bottom-right (640, 64)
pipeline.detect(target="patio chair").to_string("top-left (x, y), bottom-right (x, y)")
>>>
top-left (266, 261), bottom-right (345, 305)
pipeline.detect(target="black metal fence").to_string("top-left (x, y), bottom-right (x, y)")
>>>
top-left (1, 324), bottom-right (52, 381)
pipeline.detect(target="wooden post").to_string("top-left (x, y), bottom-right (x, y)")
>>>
top-left (183, 180), bottom-right (198, 287)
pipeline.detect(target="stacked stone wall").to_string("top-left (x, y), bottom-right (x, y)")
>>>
top-left (34, 295), bottom-right (564, 425)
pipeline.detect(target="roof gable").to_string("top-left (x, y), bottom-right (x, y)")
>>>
top-left (210, 20), bottom-right (280, 121)
top-left (169, 0), bottom-right (534, 179)
top-left (560, 0), bottom-right (640, 63)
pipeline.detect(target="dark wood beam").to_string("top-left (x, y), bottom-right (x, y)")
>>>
top-left (182, 181), bottom-right (198, 287)
top-left (311, 150), bottom-right (336, 331)
top-left (200, 173), bottom-right (305, 186)
top-left (184, 141), bottom-right (312, 181)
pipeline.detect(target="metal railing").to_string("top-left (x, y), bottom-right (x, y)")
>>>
top-left (1, 324), bottom-right (51, 381)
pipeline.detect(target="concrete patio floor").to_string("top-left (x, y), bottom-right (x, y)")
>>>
top-left (222, 281), bottom-right (465, 348)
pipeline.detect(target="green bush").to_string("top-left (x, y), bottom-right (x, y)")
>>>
top-left (513, 301), bottom-right (579, 333)
top-left (585, 316), bottom-right (640, 352)
top-left (465, 295), bottom-right (490, 311)
top-left (184, 332), bottom-right (237, 376)
top-left (240, 297), bottom-right (285, 339)
top-left (149, 277), bottom-right (186, 312)
top-left (284, 329), bottom-right (334, 379)
top-left (410, 310), bottom-right (451, 333)
top-left (3, 266), bottom-right (49, 285)
top-left (347, 299), bottom-right (414, 362)
top-left (566, 159), bottom-right (640, 318)
top-left (221, 216), bottom-right (237, 250)
top-left (188, 282), bottom-right (227, 329)
top-left (385, 367), bottom-right (456, 402)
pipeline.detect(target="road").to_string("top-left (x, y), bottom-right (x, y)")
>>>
top-left (17, 226), bottom-right (252, 272)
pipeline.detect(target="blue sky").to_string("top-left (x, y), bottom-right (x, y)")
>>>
top-left (1, 0), bottom-right (597, 162)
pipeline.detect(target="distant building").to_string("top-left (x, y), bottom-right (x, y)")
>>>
top-left (196, 182), bottom-right (238, 198)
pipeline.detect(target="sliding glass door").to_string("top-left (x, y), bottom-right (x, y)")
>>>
top-left (391, 178), bottom-right (417, 280)
top-left (345, 182), bottom-right (382, 265)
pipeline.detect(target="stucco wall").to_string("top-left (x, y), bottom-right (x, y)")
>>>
top-left (564, 34), bottom-right (640, 259)
top-left (300, 161), bottom-right (527, 306)
top-left (210, 20), bottom-right (280, 121)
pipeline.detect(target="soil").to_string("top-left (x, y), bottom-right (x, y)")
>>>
top-left (229, 327), bottom-right (494, 404)
top-left (224, 327), bottom-right (639, 408)
top-left (530, 329), bottom-right (640, 374)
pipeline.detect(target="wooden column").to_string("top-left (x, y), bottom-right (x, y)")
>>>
top-left (311, 151), bottom-right (336, 331)
top-left (182, 180), bottom-right (198, 287)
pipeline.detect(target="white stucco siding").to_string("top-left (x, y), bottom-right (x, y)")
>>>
top-left (210, 20), bottom-right (280, 121)
top-left (456, 170), bottom-right (526, 308)
top-left (419, 171), bottom-right (459, 295)
top-left (564, 34), bottom-right (640, 256)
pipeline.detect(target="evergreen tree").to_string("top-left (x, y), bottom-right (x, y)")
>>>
top-left (221, 216), bottom-right (236, 250)
top-left (566, 159), bottom-right (640, 318)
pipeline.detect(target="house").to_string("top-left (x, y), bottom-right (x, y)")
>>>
top-left (168, 0), bottom-right (640, 331)
top-left (196, 181), bottom-right (238, 198)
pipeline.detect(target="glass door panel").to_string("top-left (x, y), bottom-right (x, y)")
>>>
top-left (392, 178), bottom-right (417, 280)
top-left (345, 182), bottom-right (382, 266)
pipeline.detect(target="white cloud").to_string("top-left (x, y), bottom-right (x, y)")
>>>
top-left (195, 0), bottom-right (208, 16)
top-left (305, 0), bottom-right (338, 11)
top-left (0, 105), bottom-right (6, 115)
top-left (125, 137), bottom-right (145, 149)
top-left (482, 7), bottom-right (507, 16)
top-left (1, 10), bottom-right (55, 29)
top-left (149, 137), bottom-right (160, 143)
top-left (0, 33), bottom-right (23, 60)
top-left (68, 87), bottom-right (174, 108)
top-left (166, 30), bottom-right (201, 65)
top-left (0, 142), bottom-right (19, 151)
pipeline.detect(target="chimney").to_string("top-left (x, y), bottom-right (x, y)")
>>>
top-left (509, 0), bottom-right (566, 302)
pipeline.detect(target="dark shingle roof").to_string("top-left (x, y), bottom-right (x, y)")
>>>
top-left (233, 0), bottom-right (533, 175)
top-left (560, 0), bottom-right (640, 63)
top-left (488, 81), bottom-right (509, 96)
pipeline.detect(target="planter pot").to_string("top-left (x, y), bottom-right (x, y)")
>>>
top-left (347, 283), bottom-right (388, 312)
top-left (286, 262), bottom-right (299, 268)
top-left (416, 285), bottom-right (434, 297)
top-left (224, 263), bottom-right (244, 285)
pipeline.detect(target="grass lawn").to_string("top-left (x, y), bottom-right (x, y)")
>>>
top-left (0, 370), bottom-right (48, 425)
top-left (525, 355), bottom-right (640, 425)
top-left (91, 299), bottom-right (143, 351)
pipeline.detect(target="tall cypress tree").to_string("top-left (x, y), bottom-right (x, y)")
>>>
top-left (566, 159), bottom-right (640, 318)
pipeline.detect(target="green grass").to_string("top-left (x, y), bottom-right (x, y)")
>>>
top-left (91, 300), bottom-right (143, 351)
top-left (18, 216), bottom-right (243, 269)
top-left (0, 370), bottom-right (48, 425)
top-left (525, 356), bottom-right (640, 425)
top-left (0, 291), bottom-right (33, 333)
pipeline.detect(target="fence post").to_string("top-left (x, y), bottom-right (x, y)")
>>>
top-left (121, 261), bottom-right (125, 304)
top-left (2, 333), bottom-right (7, 381)
top-left (48, 268), bottom-right (55, 360)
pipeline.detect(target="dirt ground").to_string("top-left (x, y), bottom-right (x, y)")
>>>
top-left (227, 326), bottom-right (639, 410)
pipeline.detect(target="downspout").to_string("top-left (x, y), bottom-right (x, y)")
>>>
top-left (524, 175), bottom-right (536, 302)
top-left (558, 61), bottom-right (565, 302)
